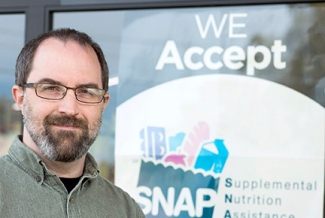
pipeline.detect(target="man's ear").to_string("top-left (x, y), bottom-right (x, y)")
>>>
top-left (103, 93), bottom-right (110, 109)
top-left (12, 85), bottom-right (24, 115)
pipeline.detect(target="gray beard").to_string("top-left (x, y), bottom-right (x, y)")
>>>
top-left (23, 102), bottom-right (102, 162)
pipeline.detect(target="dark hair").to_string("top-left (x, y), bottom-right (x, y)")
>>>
top-left (15, 28), bottom-right (109, 91)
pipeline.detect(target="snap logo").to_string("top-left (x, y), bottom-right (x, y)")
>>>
top-left (135, 121), bottom-right (229, 217)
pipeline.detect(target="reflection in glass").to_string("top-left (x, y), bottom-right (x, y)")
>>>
top-left (53, 4), bottom-right (325, 184)
top-left (0, 14), bottom-right (25, 156)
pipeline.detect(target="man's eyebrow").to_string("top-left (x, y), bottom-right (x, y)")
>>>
top-left (36, 78), bottom-right (101, 89)
top-left (77, 83), bottom-right (100, 89)
top-left (37, 78), bottom-right (63, 85)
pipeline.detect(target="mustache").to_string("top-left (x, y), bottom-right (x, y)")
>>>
top-left (44, 115), bottom-right (88, 129)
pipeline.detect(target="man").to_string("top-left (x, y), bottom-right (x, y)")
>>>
top-left (0, 28), bottom-right (145, 217)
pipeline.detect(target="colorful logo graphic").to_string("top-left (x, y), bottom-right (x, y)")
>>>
top-left (135, 121), bottom-right (229, 217)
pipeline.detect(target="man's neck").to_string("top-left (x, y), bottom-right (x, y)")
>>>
top-left (41, 156), bottom-right (85, 178)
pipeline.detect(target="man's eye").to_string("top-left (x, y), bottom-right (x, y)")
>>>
top-left (41, 85), bottom-right (62, 92)
top-left (78, 88), bottom-right (94, 96)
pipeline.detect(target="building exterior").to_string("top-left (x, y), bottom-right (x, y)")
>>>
top-left (0, 0), bottom-right (324, 217)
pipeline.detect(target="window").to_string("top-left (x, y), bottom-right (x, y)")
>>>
top-left (0, 13), bottom-right (25, 156)
top-left (53, 5), bottom-right (324, 216)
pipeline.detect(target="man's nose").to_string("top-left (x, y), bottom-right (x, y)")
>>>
top-left (57, 89), bottom-right (80, 116)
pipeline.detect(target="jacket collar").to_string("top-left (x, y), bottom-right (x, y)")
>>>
top-left (8, 135), bottom-right (100, 180)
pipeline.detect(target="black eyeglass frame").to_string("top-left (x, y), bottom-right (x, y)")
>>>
top-left (22, 83), bottom-right (106, 104)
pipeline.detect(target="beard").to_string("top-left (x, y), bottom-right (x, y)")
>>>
top-left (23, 100), bottom-right (102, 162)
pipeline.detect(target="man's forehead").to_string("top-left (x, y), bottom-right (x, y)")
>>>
top-left (28, 37), bottom-right (102, 87)
top-left (33, 37), bottom-right (98, 66)
top-left (37, 37), bottom-right (90, 51)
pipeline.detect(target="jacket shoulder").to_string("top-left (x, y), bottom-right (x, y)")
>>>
top-left (90, 176), bottom-right (145, 217)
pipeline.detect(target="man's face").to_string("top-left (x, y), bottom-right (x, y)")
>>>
top-left (21, 38), bottom-right (109, 162)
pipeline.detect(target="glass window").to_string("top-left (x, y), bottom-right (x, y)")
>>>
top-left (53, 5), bottom-right (324, 216)
top-left (0, 14), bottom-right (25, 156)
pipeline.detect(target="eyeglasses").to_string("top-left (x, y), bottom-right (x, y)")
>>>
top-left (23, 83), bottom-right (106, 104)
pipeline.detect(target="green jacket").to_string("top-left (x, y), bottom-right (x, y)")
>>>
top-left (0, 136), bottom-right (145, 218)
